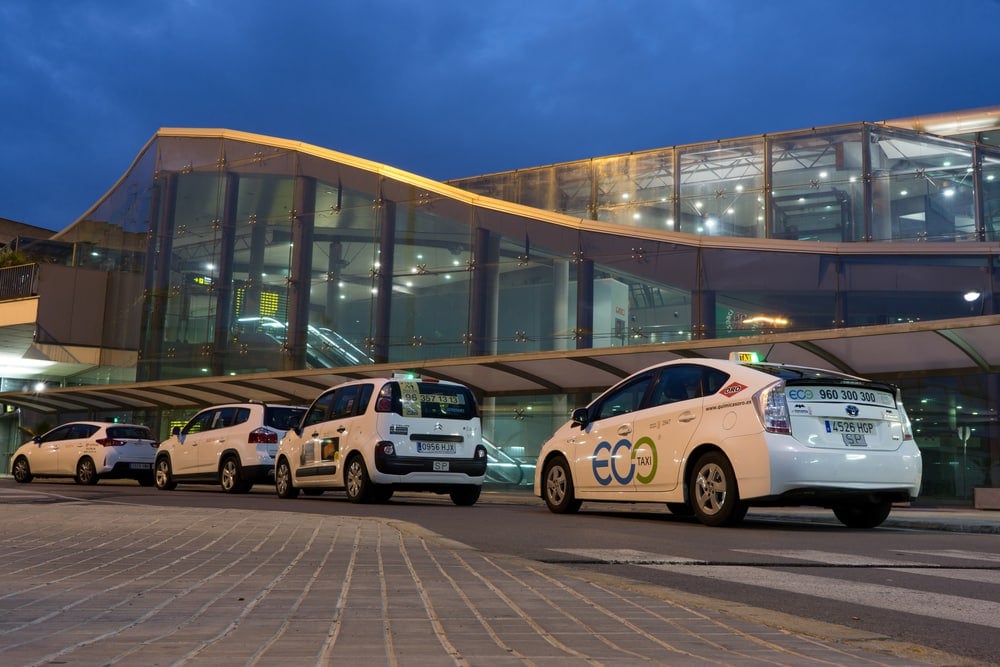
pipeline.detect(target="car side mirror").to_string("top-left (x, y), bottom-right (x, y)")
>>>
top-left (291, 424), bottom-right (302, 437)
top-left (171, 425), bottom-right (181, 436)
top-left (33, 436), bottom-right (42, 444)
top-left (571, 407), bottom-right (590, 429)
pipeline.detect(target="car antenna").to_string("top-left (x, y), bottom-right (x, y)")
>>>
top-left (762, 344), bottom-right (777, 362)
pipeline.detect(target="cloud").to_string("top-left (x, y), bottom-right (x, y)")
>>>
top-left (2, 0), bottom-right (1000, 229)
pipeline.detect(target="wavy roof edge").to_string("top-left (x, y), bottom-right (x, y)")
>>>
top-left (57, 111), bottom-right (1000, 257)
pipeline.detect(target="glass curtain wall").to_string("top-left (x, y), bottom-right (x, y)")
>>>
top-left (449, 122), bottom-right (992, 244)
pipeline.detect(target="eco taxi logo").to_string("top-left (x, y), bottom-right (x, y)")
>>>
top-left (592, 437), bottom-right (658, 486)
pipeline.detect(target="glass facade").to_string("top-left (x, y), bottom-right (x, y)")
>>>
top-left (5, 115), bottom-right (1000, 502)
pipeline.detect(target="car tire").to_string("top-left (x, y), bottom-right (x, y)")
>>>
top-left (344, 454), bottom-right (373, 503)
top-left (11, 456), bottom-right (33, 483)
top-left (542, 456), bottom-right (582, 514)
top-left (220, 456), bottom-right (250, 494)
top-left (833, 499), bottom-right (892, 529)
top-left (690, 451), bottom-right (747, 527)
top-left (450, 485), bottom-right (481, 506)
top-left (275, 458), bottom-right (300, 499)
top-left (154, 456), bottom-right (177, 490)
top-left (75, 457), bottom-right (99, 485)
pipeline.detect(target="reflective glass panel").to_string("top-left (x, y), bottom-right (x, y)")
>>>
top-left (770, 127), bottom-right (865, 241)
top-left (869, 128), bottom-right (975, 241)
top-left (678, 138), bottom-right (765, 237)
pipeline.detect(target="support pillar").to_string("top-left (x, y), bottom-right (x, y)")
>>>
top-left (470, 227), bottom-right (499, 356)
top-left (285, 175), bottom-right (316, 370)
top-left (211, 172), bottom-right (239, 375)
top-left (139, 172), bottom-right (177, 381)
top-left (374, 200), bottom-right (396, 364)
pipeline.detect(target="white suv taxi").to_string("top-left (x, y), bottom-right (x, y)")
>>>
top-left (154, 402), bottom-right (306, 493)
top-left (275, 375), bottom-right (487, 505)
top-left (535, 353), bottom-right (922, 528)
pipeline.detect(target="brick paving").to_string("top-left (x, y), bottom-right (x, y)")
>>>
top-left (0, 490), bottom-right (980, 666)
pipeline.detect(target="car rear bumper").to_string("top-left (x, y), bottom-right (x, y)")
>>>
top-left (726, 433), bottom-right (922, 501)
top-left (766, 437), bottom-right (922, 500)
top-left (102, 461), bottom-right (155, 479)
top-left (373, 454), bottom-right (486, 483)
top-left (242, 464), bottom-right (276, 483)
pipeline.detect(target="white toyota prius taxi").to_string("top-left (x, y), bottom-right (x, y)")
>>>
top-left (535, 353), bottom-right (922, 528)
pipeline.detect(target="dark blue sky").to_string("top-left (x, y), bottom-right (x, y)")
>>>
top-left (3, 0), bottom-right (1000, 231)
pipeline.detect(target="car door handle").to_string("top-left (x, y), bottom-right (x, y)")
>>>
top-left (617, 425), bottom-right (632, 435)
top-left (337, 426), bottom-right (346, 433)
top-left (678, 412), bottom-right (697, 423)
top-left (310, 432), bottom-right (319, 438)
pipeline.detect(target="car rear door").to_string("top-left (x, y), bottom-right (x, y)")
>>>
top-left (627, 364), bottom-right (720, 495)
top-left (60, 424), bottom-right (101, 472)
top-left (195, 406), bottom-right (249, 473)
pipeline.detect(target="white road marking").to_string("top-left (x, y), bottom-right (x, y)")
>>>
top-left (549, 548), bottom-right (1000, 629)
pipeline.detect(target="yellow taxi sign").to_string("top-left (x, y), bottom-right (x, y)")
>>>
top-left (730, 351), bottom-right (762, 364)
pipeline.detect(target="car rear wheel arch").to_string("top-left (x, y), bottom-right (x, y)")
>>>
top-left (219, 454), bottom-right (251, 493)
top-left (75, 457), bottom-right (99, 485)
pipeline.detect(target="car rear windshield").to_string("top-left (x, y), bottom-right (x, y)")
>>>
top-left (107, 425), bottom-right (152, 440)
top-left (393, 381), bottom-right (478, 420)
top-left (264, 406), bottom-right (307, 430)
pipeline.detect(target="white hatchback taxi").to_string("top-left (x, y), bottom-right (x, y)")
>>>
top-left (535, 353), bottom-right (922, 528)
top-left (10, 422), bottom-right (157, 486)
top-left (275, 375), bottom-right (487, 505)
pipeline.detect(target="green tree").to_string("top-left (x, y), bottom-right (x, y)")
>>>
top-left (0, 246), bottom-right (32, 267)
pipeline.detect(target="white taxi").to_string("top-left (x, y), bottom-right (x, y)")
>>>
top-left (535, 353), bottom-right (922, 528)
top-left (10, 422), bottom-right (157, 486)
top-left (275, 375), bottom-right (488, 505)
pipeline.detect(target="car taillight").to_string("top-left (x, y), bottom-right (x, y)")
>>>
top-left (753, 383), bottom-right (791, 435)
top-left (96, 438), bottom-right (124, 447)
top-left (897, 390), bottom-right (915, 442)
top-left (375, 396), bottom-right (393, 412)
top-left (248, 427), bottom-right (277, 444)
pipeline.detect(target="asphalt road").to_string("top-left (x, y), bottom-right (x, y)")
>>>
top-left (3, 478), bottom-right (999, 664)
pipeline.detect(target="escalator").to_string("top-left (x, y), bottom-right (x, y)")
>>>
top-left (236, 316), bottom-right (373, 368)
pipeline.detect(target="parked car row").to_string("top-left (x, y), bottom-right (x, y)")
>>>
top-left (8, 354), bottom-right (924, 526)
top-left (9, 374), bottom-right (489, 506)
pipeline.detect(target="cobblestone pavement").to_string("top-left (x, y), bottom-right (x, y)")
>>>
top-left (0, 492), bottom-right (985, 666)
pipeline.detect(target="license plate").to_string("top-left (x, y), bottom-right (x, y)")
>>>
top-left (129, 463), bottom-right (152, 470)
top-left (433, 460), bottom-right (450, 472)
top-left (824, 420), bottom-right (876, 435)
top-left (417, 442), bottom-right (456, 454)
